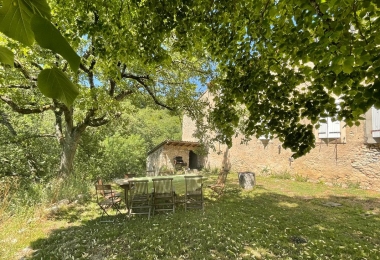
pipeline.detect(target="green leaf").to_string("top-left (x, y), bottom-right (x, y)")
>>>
top-left (0, 0), bottom-right (51, 46)
top-left (331, 63), bottom-right (342, 75)
top-left (31, 15), bottom-right (80, 72)
top-left (332, 86), bottom-right (342, 96)
top-left (37, 67), bottom-right (79, 107)
top-left (343, 56), bottom-right (354, 74)
top-left (0, 46), bottom-right (14, 66)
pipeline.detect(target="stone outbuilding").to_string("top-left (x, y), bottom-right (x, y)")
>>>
top-left (146, 140), bottom-right (202, 176)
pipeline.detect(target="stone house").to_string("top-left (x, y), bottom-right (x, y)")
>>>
top-left (146, 140), bottom-right (201, 176)
top-left (181, 90), bottom-right (380, 191)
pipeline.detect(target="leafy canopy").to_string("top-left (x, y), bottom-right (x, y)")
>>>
top-left (134, 0), bottom-right (380, 158)
top-left (0, 0), bottom-right (80, 106)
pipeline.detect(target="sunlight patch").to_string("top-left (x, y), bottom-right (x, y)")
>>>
top-left (278, 202), bottom-right (299, 208)
top-left (241, 246), bottom-right (275, 259)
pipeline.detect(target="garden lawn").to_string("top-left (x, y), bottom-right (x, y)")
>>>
top-left (1, 174), bottom-right (380, 259)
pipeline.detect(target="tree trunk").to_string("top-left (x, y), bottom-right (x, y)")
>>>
top-left (59, 130), bottom-right (82, 176)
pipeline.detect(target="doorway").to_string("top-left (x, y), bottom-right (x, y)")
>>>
top-left (189, 150), bottom-right (198, 169)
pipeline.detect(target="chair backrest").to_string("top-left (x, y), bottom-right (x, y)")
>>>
top-left (152, 178), bottom-right (173, 194)
top-left (96, 178), bottom-right (108, 196)
top-left (125, 173), bottom-right (137, 179)
top-left (185, 175), bottom-right (203, 193)
top-left (129, 180), bottom-right (149, 196)
top-left (95, 184), bottom-right (113, 202)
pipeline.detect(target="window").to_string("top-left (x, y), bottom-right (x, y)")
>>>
top-left (318, 117), bottom-right (341, 139)
top-left (318, 102), bottom-right (342, 139)
top-left (371, 106), bottom-right (380, 138)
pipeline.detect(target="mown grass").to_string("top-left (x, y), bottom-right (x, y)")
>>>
top-left (1, 174), bottom-right (380, 260)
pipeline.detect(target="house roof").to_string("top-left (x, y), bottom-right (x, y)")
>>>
top-left (147, 140), bottom-right (201, 155)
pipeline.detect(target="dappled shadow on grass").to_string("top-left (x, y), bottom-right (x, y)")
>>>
top-left (26, 186), bottom-right (380, 260)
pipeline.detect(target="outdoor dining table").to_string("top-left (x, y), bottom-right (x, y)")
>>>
top-left (114, 174), bottom-right (207, 212)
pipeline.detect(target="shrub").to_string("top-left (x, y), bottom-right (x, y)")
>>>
top-left (270, 170), bottom-right (292, 180)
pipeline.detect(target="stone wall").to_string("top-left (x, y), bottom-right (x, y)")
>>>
top-left (181, 91), bottom-right (380, 191)
top-left (146, 144), bottom-right (201, 176)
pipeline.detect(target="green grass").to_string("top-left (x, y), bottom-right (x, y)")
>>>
top-left (1, 174), bottom-right (380, 259)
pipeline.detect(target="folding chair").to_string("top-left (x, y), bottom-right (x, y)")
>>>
top-left (152, 178), bottom-right (175, 215)
top-left (96, 178), bottom-right (121, 199)
top-left (95, 184), bottom-right (122, 220)
top-left (184, 175), bottom-right (204, 211)
top-left (128, 180), bottom-right (151, 219)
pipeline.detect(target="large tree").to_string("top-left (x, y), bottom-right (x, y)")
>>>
top-left (0, 0), bottom-right (211, 176)
top-left (133, 0), bottom-right (380, 158)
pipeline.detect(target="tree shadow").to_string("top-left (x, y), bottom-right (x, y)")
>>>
top-left (24, 189), bottom-right (380, 259)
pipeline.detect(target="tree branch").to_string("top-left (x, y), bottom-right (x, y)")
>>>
top-left (54, 101), bottom-right (74, 131)
top-left (0, 110), bottom-right (17, 136)
top-left (17, 134), bottom-right (56, 142)
top-left (353, 2), bottom-right (368, 44)
top-left (109, 79), bottom-right (116, 97)
top-left (309, 0), bottom-right (324, 17)
top-left (14, 60), bottom-right (37, 81)
top-left (114, 89), bottom-right (134, 101)
top-left (121, 72), bottom-right (174, 110)
top-left (52, 102), bottom-right (64, 144)
top-left (80, 61), bottom-right (96, 89)
top-left (0, 96), bottom-right (53, 114)
top-left (31, 62), bottom-right (43, 71)
top-left (88, 115), bottom-right (109, 127)
top-left (122, 73), bottom-right (150, 81)
top-left (76, 108), bottom-right (96, 133)
top-left (3, 84), bottom-right (36, 89)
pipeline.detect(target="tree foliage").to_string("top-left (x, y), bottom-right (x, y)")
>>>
top-left (134, 0), bottom-right (380, 158)
top-left (0, 0), bottom-right (210, 176)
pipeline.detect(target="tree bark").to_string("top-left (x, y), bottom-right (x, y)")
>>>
top-left (58, 129), bottom-right (82, 176)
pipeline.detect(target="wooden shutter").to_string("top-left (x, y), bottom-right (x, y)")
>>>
top-left (372, 106), bottom-right (380, 137)
top-left (328, 118), bottom-right (341, 138)
top-left (319, 117), bottom-right (340, 138)
top-left (318, 118), bottom-right (328, 138)
top-left (259, 134), bottom-right (271, 140)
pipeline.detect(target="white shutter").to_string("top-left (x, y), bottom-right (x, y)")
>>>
top-left (372, 106), bottom-right (380, 137)
top-left (259, 134), bottom-right (271, 140)
top-left (328, 118), bottom-right (341, 138)
top-left (319, 118), bottom-right (328, 138)
top-left (319, 117), bottom-right (340, 138)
